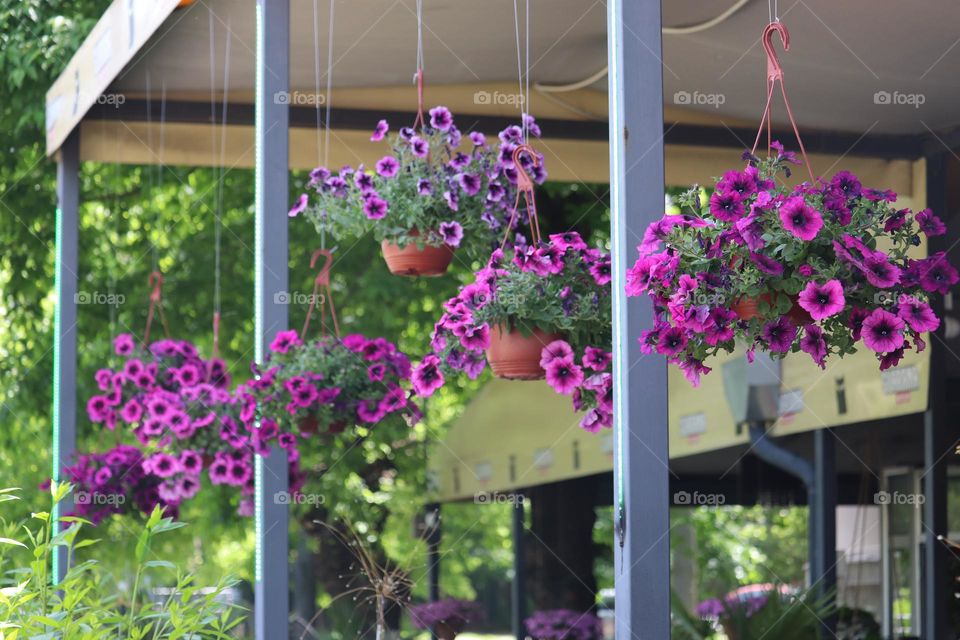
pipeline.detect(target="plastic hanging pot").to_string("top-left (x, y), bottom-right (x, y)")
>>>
top-left (485, 323), bottom-right (563, 381)
top-left (733, 293), bottom-right (810, 324)
top-left (381, 229), bottom-right (455, 277)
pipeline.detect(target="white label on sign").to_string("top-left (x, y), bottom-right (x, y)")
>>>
top-left (881, 365), bottom-right (919, 394)
top-left (94, 28), bottom-right (113, 75)
top-left (533, 449), bottom-right (554, 470)
top-left (679, 412), bottom-right (706, 438)
top-left (46, 96), bottom-right (63, 131)
top-left (474, 461), bottom-right (492, 482)
top-left (779, 388), bottom-right (805, 415)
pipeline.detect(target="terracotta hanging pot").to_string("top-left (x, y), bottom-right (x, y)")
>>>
top-left (381, 229), bottom-right (454, 277)
top-left (299, 414), bottom-right (347, 436)
top-left (433, 621), bottom-right (462, 640)
top-left (733, 293), bottom-right (810, 324)
top-left (485, 324), bottom-right (563, 380)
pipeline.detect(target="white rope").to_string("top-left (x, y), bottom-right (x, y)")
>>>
top-left (524, 0), bottom-right (530, 140)
top-left (512, 0), bottom-right (524, 139)
top-left (416, 0), bottom-right (424, 73)
top-left (215, 17), bottom-right (232, 316)
top-left (323, 0), bottom-right (335, 170)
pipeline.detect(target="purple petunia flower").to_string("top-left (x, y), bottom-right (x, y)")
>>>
top-left (860, 254), bottom-right (901, 289)
top-left (862, 308), bottom-right (905, 353)
top-left (410, 136), bottom-right (429, 158)
top-left (371, 119), bottom-right (389, 142)
top-left (469, 131), bottom-right (487, 147)
top-left (797, 279), bottom-right (845, 320)
top-left (375, 156), bottom-right (399, 178)
top-left (717, 169), bottom-right (758, 198)
top-left (363, 195), bottom-right (389, 220)
top-left (763, 316), bottom-right (797, 353)
top-left (830, 170), bottom-right (862, 198)
top-left (545, 357), bottom-right (584, 396)
top-left (357, 398), bottom-right (386, 424)
top-left (458, 173), bottom-right (482, 196)
top-left (412, 355), bottom-right (445, 397)
top-left (417, 179), bottom-right (432, 196)
top-left (919, 252), bottom-right (959, 294)
top-left (458, 323), bottom-right (490, 351)
top-left (915, 208), bottom-right (946, 237)
top-left (898, 299), bottom-right (939, 333)
top-left (438, 221), bottom-right (464, 248)
top-left (779, 196), bottom-right (823, 240)
top-left (429, 106), bottom-right (453, 131)
top-left (288, 193), bottom-right (308, 217)
top-left (147, 452), bottom-right (180, 478)
top-left (709, 189), bottom-right (745, 222)
top-left (114, 334), bottom-right (136, 356)
top-left (583, 347), bottom-right (612, 371)
top-left (749, 252), bottom-right (784, 276)
top-left (800, 324), bottom-right (828, 368)
top-left (656, 327), bottom-right (687, 356)
top-left (270, 330), bottom-right (301, 354)
top-left (367, 363), bottom-right (386, 382)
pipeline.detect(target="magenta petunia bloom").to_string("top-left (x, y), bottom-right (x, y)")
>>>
top-left (748, 252), bottom-right (784, 276)
top-left (656, 327), bottom-right (688, 357)
top-left (550, 231), bottom-right (587, 252)
top-left (919, 252), bottom-right (959, 294)
top-left (861, 308), bottom-right (905, 353)
top-left (898, 299), bottom-right (939, 332)
top-left (375, 156), bottom-right (399, 178)
top-left (762, 316), bottom-right (797, 353)
top-left (589, 257), bottom-right (612, 286)
top-left (148, 452), bottom-right (180, 478)
top-left (458, 173), bottom-right (482, 196)
top-left (357, 398), bottom-right (386, 424)
top-left (270, 330), bottom-right (301, 354)
top-left (860, 254), bottom-right (901, 289)
top-left (288, 193), bottom-right (308, 217)
top-left (114, 333), bottom-right (136, 356)
top-left (582, 347), bottom-right (612, 371)
top-left (439, 221), bottom-right (464, 248)
top-left (799, 324), bottom-right (828, 368)
top-left (709, 189), bottom-right (745, 222)
top-left (120, 400), bottom-right (143, 424)
top-left (410, 136), bottom-right (429, 158)
top-left (717, 169), bottom-right (758, 198)
top-left (412, 355), bottom-right (445, 397)
top-left (363, 196), bottom-right (389, 220)
top-left (779, 196), bottom-right (823, 240)
top-left (370, 119), bottom-right (389, 142)
top-left (428, 106), bottom-right (453, 131)
top-left (458, 323), bottom-right (490, 351)
top-left (417, 178), bottom-right (432, 196)
top-left (798, 279), bottom-right (845, 320)
top-left (540, 340), bottom-right (575, 368)
top-left (830, 170), bottom-right (862, 198)
top-left (545, 358), bottom-right (584, 395)
top-left (180, 450), bottom-right (203, 476)
top-left (367, 363), bottom-right (386, 382)
top-left (915, 208), bottom-right (946, 236)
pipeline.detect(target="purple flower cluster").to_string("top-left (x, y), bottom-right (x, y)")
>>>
top-left (627, 144), bottom-right (957, 383)
top-left (695, 594), bottom-right (768, 619)
top-left (408, 598), bottom-right (485, 631)
top-left (61, 445), bottom-right (162, 524)
top-left (524, 609), bottom-right (602, 640)
top-left (411, 233), bottom-right (612, 432)
top-left (289, 107), bottom-right (547, 257)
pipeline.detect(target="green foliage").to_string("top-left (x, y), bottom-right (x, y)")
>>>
top-left (0, 483), bottom-right (245, 638)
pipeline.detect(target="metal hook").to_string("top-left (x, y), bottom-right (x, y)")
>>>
top-left (761, 21), bottom-right (790, 81)
top-left (148, 271), bottom-right (164, 302)
top-left (511, 143), bottom-right (540, 191)
top-left (309, 248), bottom-right (334, 286)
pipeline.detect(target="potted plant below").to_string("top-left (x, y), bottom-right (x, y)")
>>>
top-left (411, 231), bottom-right (613, 432)
top-left (408, 598), bottom-right (485, 640)
top-left (626, 143), bottom-right (957, 385)
top-left (289, 107), bottom-right (547, 276)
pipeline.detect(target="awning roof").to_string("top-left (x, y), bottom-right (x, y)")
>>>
top-left (47, 0), bottom-right (960, 157)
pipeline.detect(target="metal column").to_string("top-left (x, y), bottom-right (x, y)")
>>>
top-left (607, 0), bottom-right (670, 637)
top-left (812, 428), bottom-right (836, 637)
top-left (511, 495), bottom-right (526, 640)
top-left (254, 0), bottom-right (290, 637)
top-left (426, 504), bottom-right (441, 603)
top-left (52, 130), bottom-right (80, 584)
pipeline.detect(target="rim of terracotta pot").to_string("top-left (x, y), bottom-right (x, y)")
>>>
top-left (380, 230), bottom-right (455, 277)
top-left (485, 323), bottom-right (562, 380)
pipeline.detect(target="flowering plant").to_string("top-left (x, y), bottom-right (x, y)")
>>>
top-left (524, 609), bottom-right (602, 640)
top-left (627, 144), bottom-right (957, 385)
top-left (408, 598), bottom-right (485, 632)
top-left (411, 232), bottom-right (613, 432)
top-left (239, 329), bottom-right (420, 441)
top-left (288, 106), bottom-right (546, 258)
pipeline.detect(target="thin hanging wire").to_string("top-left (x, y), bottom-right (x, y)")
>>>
top-left (323, 0), bottom-right (335, 170)
top-left (415, 0), bottom-right (424, 73)
top-left (512, 0), bottom-right (531, 142)
top-left (312, 0), bottom-right (336, 250)
top-left (145, 71), bottom-right (159, 273)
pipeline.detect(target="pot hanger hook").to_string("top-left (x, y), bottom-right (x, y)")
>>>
top-left (512, 143), bottom-right (540, 191)
top-left (310, 248), bottom-right (333, 286)
top-left (762, 21), bottom-right (790, 81)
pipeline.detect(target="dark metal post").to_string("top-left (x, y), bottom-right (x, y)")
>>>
top-left (607, 0), bottom-right (670, 637)
top-left (254, 0), bottom-right (290, 637)
top-left (512, 495), bottom-right (526, 640)
top-left (426, 503), bottom-right (441, 603)
top-left (812, 428), bottom-right (837, 637)
top-left (52, 130), bottom-right (79, 584)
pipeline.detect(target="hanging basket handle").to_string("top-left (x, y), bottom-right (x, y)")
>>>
top-left (412, 69), bottom-right (426, 129)
top-left (301, 249), bottom-right (340, 339)
top-left (500, 143), bottom-right (543, 249)
top-left (143, 271), bottom-right (171, 346)
top-left (749, 21), bottom-right (815, 183)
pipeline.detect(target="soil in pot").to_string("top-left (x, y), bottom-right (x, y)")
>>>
top-left (486, 324), bottom-right (563, 380)
top-left (381, 230), bottom-right (454, 277)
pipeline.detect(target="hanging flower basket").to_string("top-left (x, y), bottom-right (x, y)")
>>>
top-left (408, 599), bottom-right (485, 640)
top-left (412, 232), bottom-right (613, 432)
top-left (485, 324), bottom-right (563, 380)
top-left (627, 144), bottom-right (958, 385)
top-left (288, 107), bottom-right (547, 276)
top-left (381, 228), bottom-right (455, 277)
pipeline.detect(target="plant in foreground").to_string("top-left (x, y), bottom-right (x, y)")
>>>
top-left (524, 608), bottom-right (602, 640)
top-left (0, 482), bottom-right (244, 638)
top-left (628, 144), bottom-right (957, 384)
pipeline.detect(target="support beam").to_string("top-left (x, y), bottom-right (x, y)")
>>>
top-left (52, 130), bottom-right (80, 584)
top-left (511, 495), bottom-right (526, 640)
top-left (426, 504), bottom-right (441, 604)
top-left (254, 0), bottom-right (290, 637)
top-left (607, 0), bottom-right (670, 638)
top-left (812, 428), bottom-right (836, 637)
